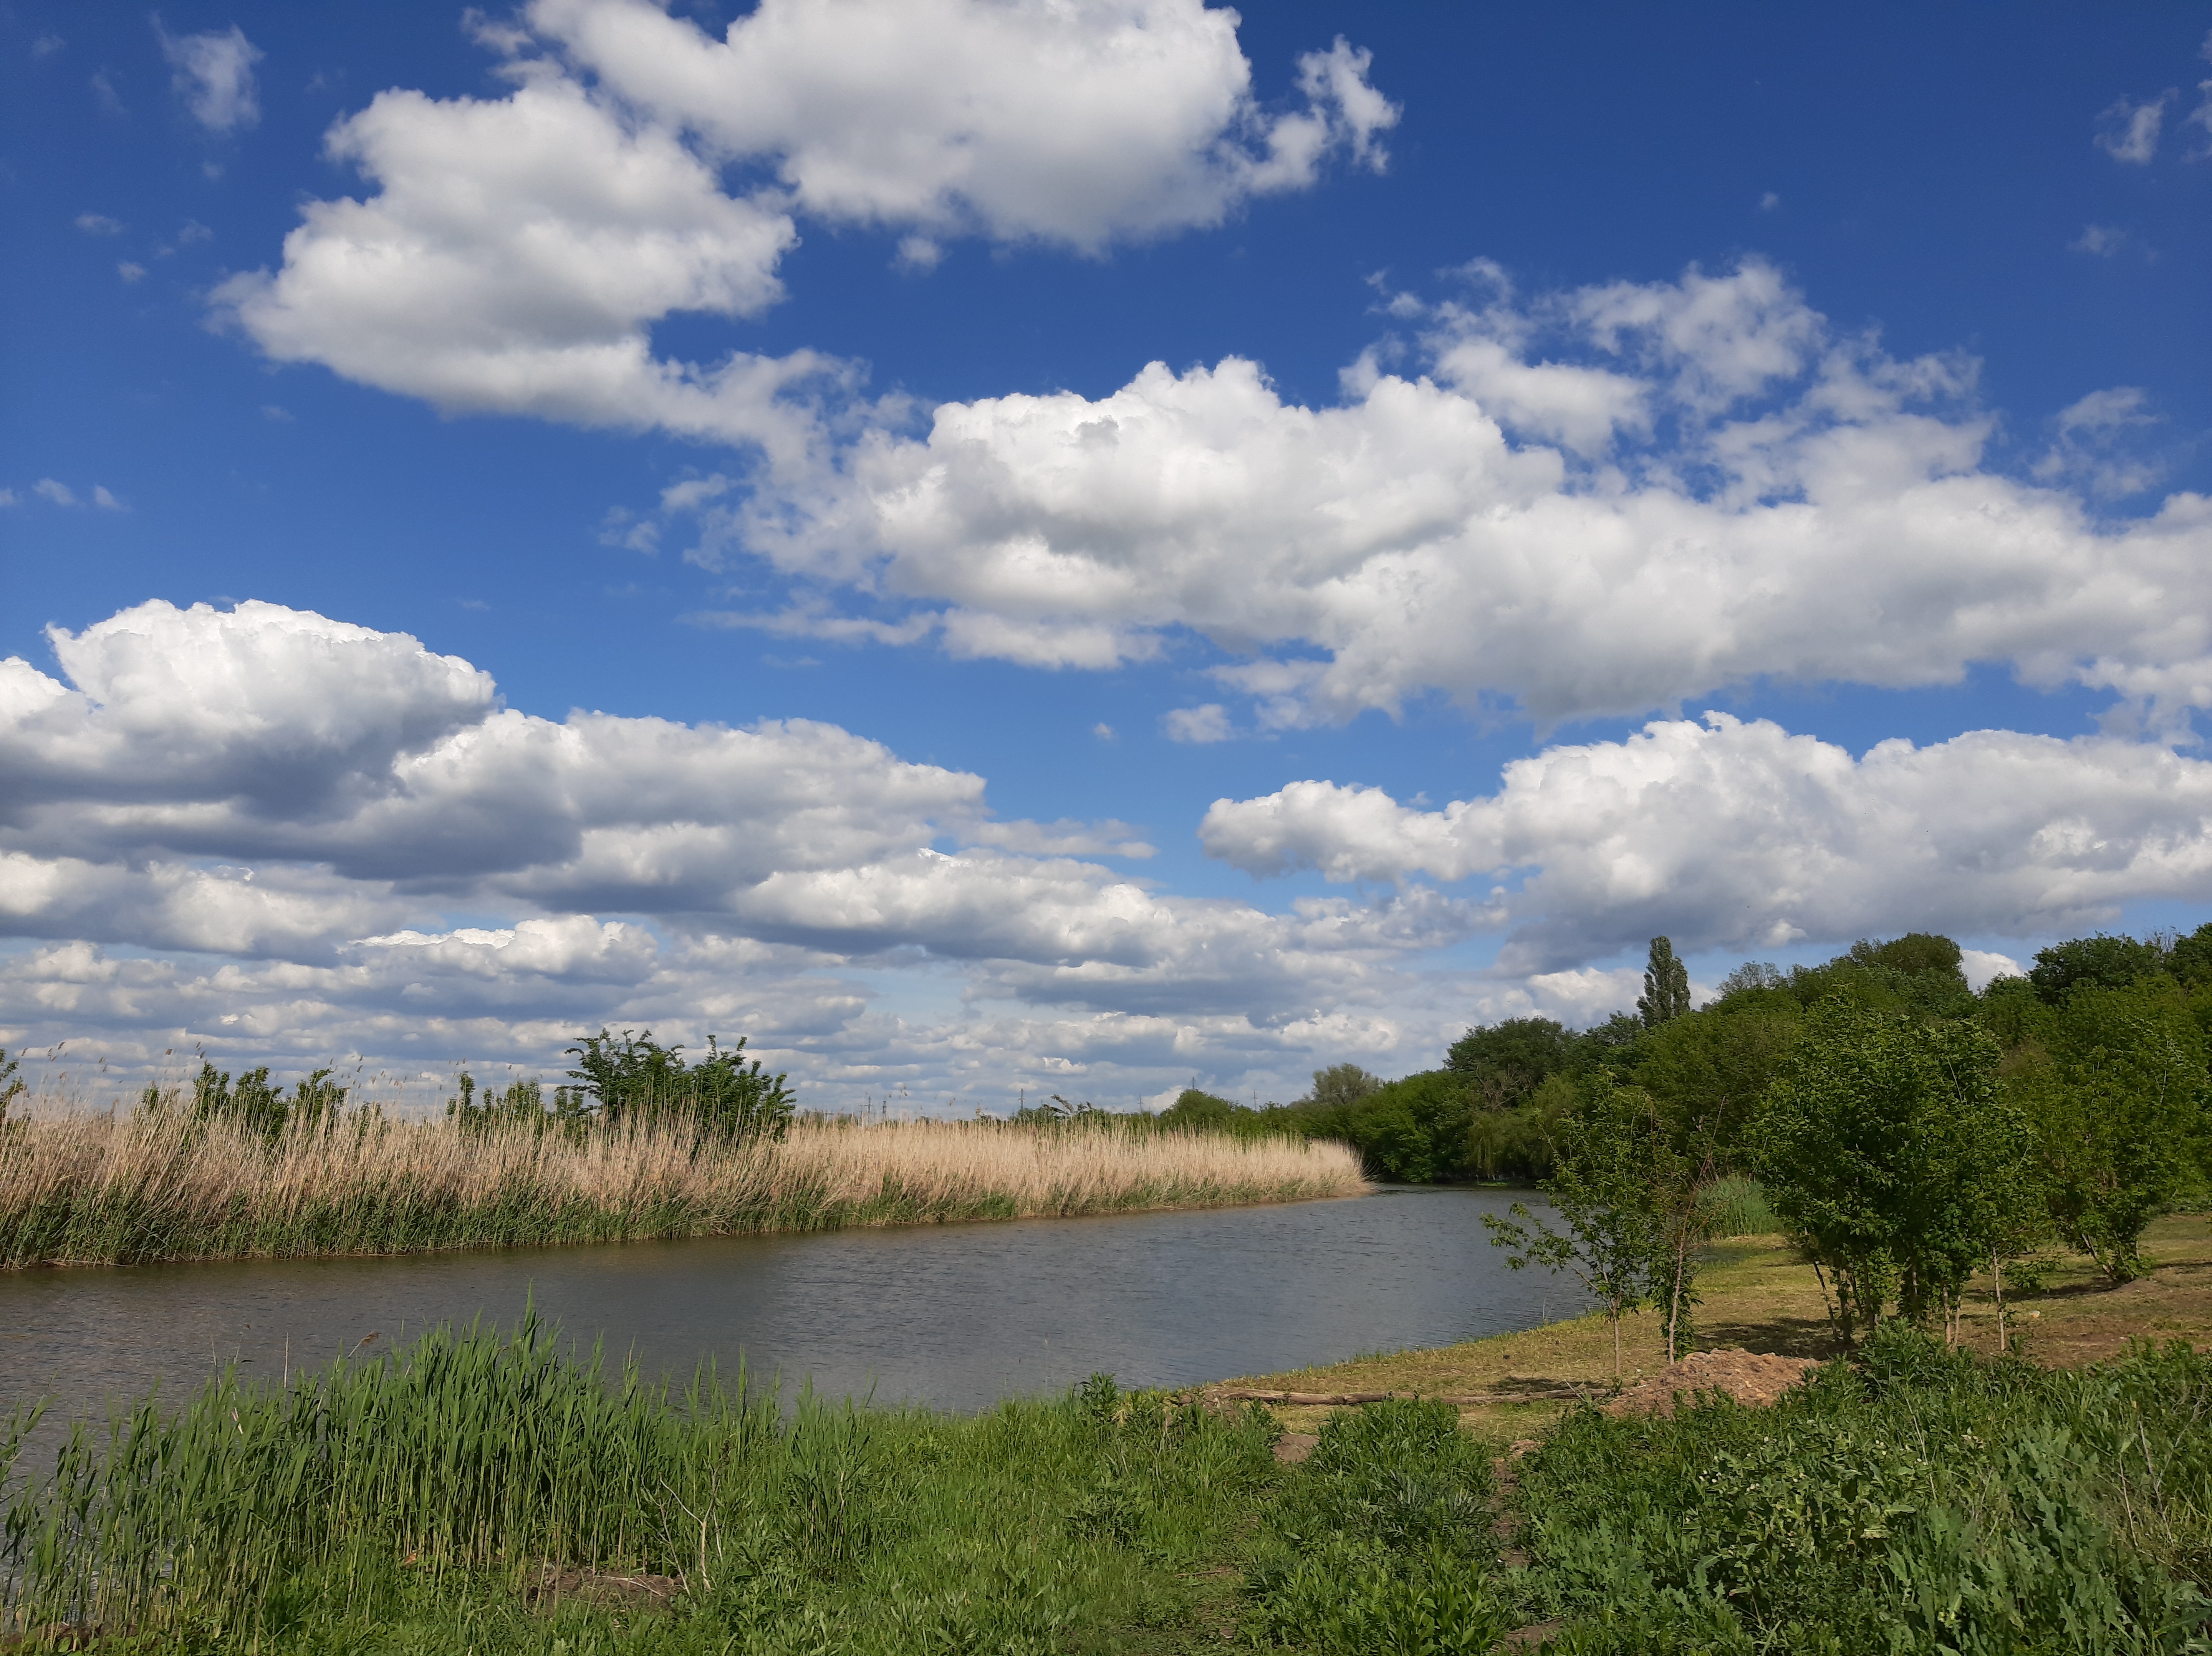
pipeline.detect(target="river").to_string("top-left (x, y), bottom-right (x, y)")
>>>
top-left (0, 1187), bottom-right (1581, 1431)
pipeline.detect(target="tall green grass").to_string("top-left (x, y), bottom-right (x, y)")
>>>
top-left (0, 1315), bottom-right (1281, 1649)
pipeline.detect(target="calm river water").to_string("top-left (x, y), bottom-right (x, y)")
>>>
top-left (0, 1188), bottom-right (1581, 1429)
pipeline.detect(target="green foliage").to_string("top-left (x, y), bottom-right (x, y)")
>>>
top-left (176, 1060), bottom-right (351, 1145)
top-left (1246, 1398), bottom-right (1514, 1654)
top-left (1310, 1062), bottom-right (1385, 1109)
top-left (1445, 1017), bottom-right (1573, 1110)
top-left (1514, 1332), bottom-right (2212, 1653)
top-left (564, 1027), bottom-right (794, 1143)
top-left (1758, 1002), bottom-right (2037, 1340)
top-left (2029, 932), bottom-right (2173, 1005)
top-left (2006, 980), bottom-right (2210, 1283)
top-left (0, 1318), bottom-right (1282, 1651)
top-left (1485, 1082), bottom-right (1671, 1376)
top-left (0, 1046), bottom-right (21, 1124)
top-left (447, 1075), bottom-right (591, 1142)
top-left (1638, 936), bottom-right (1692, 1027)
top-left (1634, 997), bottom-right (1801, 1159)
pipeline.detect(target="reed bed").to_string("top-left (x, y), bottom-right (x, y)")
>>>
top-left (0, 1109), bottom-right (1367, 1268)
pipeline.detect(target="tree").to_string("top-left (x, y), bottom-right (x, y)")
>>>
top-left (1445, 1018), bottom-right (1572, 1111)
top-left (564, 1028), bottom-right (794, 1143)
top-left (1484, 1081), bottom-right (1667, 1378)
top-left (2027, 933), bottom-right (2169, 1005)
top-left (1757, 1002), bottom-right (2033, 1341)
top-left (1637, 937), bottom-right (1691, 1028)
top-left (2012, 982), bottom-right (2208, 1283)
top-left (1634, 1000), bottom-right (1802, 1160)
top-left (1306, 1064), bottom-right (1383, 1110)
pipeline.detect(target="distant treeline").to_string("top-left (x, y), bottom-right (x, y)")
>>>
top-left (1144, 926), bottom-right (2212, 1206)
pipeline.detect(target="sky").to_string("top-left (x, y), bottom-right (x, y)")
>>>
top-left (3, 1), bottom-right (2211, 1114)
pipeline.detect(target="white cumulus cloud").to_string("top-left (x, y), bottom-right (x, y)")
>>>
top-left (1202, 712), bottom-right (2212, 971)
top-left (703, 259), bottom-right (2212, 732)
top-left (215, 0), bottom-right (1389, 459)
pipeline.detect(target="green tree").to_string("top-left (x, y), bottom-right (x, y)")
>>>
top-left (1757, 1003), bottom-right (2032, 1341)
top-left (1635, 1000), bottom-right (1802, 1159)
top-left (1306, 1063), bottom-right (1383, 1110)
top-left (2012, 982), bottom-right (2208, 1283)
top-left (1637, 937), bottom-right (1692, 1027)
top-left (2028, 933), bottom-right (2169, 1005)
top-left (1445, 1018), bottom-right (1571, 1111)
top-left (1484, 1081), bottom-right (1666, 1378)
top-left (564, 1027), bottom-right (794, 1143)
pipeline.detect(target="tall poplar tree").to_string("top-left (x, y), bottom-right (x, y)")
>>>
top-left (1637, 936), bottom-right (1692, 1027)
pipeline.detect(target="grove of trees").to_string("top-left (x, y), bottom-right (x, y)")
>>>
top-left (1181, 926), bottom-right (2212, 1349)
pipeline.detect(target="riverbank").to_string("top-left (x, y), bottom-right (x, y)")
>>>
top-left (0, 1112), bottom-right (1367, 1268)
top-left (1208, 1212), bottom-right (2212, 1436)
top-left (5, 1239), bottom-right (2208, 1653)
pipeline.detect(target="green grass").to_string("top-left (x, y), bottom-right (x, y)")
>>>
top-left (5, 1317), bottom-right (2209, 1652)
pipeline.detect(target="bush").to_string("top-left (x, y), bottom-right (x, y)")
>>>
top-left (1513, 1332), bottom-right (2212, 1654)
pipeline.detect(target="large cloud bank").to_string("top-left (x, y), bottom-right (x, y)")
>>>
top-left (1202, 712), bottom-right (2212, 971)
top-left (698, 261), bottom-right (2212, 730)
top-left (10, 604), bottom-right (2212, 1104)
top-left (1, 601), bottom-right (1506, 1102)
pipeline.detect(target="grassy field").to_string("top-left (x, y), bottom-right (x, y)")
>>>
top-left (0, 1111), bottom-right (1367, 1268)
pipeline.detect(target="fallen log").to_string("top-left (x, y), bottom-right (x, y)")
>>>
top-left (1204, 1386), bottom-right (1587, 1406)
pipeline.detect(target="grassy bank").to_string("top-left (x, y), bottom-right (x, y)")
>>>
top-left (4, 1300), bottom-right (2209, 1652)
top-left (0, 1111), bottom-right (1366, 1268)
top-left (1218, 1215), bottom-right (2212, 1438)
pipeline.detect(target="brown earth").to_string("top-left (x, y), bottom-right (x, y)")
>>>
top-left (1602, 1347), bottom-right (1823, 1419)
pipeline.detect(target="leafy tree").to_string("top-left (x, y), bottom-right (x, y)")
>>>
top-left (1637, 937), bottom-right (1692, 1027)
top-left (1306, 1063), bottom-right (1383, 1110)
top-left (564, 1027), bottom-right (795, 1143)
top-left (1159, 1088), bottom-right (1243, 1128)
top-left (1484, 1081), bottom-right (1666, 1378)
top-left (2166, 921), bottom-right (2212, 988)
top-left (1329, 1071), bottom-right (1475, 1183)
top-left (1635, 1000), bottom-right (1802, 1160)
top-left (2010, 982), bottom-right (2208, 1283)
top-left (1757, 1002), bottom-right (2033, 1341)
top-left (2028, 933), bottom-right (2169, 1005)
top-left (1445, 1018), bottom-right (1572, 1111)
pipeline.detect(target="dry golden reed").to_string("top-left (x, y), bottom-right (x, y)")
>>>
top-left (0, 1108), bottom-right (1367, 1268)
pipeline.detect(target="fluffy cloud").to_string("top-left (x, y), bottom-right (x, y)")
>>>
top-left (156, 21), bottom-right (263, 132)
top-left (1202, 712), bottom-right (2212, 970)
top-left (214, 75), bottom-right (823, 457)
top-left (0, 600), bottom-right (1482, 1103)
top-left (527, 0), bottom-right (1395, 249)
top-left (700, 259), bottom-right (2211, 731)
top-left (217, 0), bottom-right (1389, 450)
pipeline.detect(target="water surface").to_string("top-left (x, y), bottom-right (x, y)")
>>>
top-left (1, 1188), bottom-right (1583, 1429)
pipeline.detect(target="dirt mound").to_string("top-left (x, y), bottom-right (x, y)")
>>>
top-left (1603, 1347), bottom-right (1823, 1419)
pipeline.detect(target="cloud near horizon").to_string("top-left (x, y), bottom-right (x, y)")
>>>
top-left (3, 599), bottom-right (2205, 1105)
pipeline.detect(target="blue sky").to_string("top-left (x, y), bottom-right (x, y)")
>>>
top-left (3, 1), bottom-right (2210, 1113)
